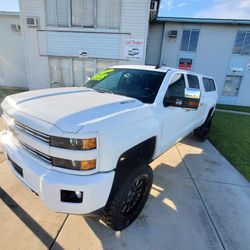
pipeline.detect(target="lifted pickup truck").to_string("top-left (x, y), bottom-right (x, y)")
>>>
top-left (0, 65), bottom-right (217, 230)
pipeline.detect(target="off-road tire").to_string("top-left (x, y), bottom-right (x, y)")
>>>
top-left (102, 164), bottom-right (153, 231)
top-left (194, 117), bottom-right (212, 142)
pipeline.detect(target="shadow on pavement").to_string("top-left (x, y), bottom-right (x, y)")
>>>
top-left (0, 187), bottom-right (63, 250)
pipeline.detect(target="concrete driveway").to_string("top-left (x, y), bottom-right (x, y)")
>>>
top-left (0, 123), bottom-right (250, 250)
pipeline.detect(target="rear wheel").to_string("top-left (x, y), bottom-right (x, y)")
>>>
top-left (194, 117), bottom-right (212, 142)
top-left (102, 164), bottom-right (153, 231)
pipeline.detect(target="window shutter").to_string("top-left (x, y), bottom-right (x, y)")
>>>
top-left (82, 0), bottom-right (95, 27)
top-left (97, 0), bottom-right (108, 28)
top-left (56, 0), bottom-right (70, 27)
top-left (46, 0), bottom-right (57, 26)
top-left (71, 0), bottom-right (82, 26)
top-left (109, 0), bottom-right (121, 29)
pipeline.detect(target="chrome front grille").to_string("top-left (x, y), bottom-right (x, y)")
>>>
top-left (3, 111), bottom-right (52, 164)
top-left (20, 141), bottom-right (52, 164)
top-left (15, 121), bottom-right (50, 143)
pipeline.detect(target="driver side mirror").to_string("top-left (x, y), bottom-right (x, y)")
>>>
top-left (163, 88), bottom-right (201, 110)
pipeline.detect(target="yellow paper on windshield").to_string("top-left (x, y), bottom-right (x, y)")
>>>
top-left (91, 69), bottom-right (114, 81)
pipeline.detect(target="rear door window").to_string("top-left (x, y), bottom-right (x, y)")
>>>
top-left (203, 78), bottom-right (216, 92)
top-left (187, 74), bottom-right (200, 89)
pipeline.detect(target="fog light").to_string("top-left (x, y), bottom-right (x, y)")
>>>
top-left (75, 191), bottom-right (82, 199)
top-left (60, 190), bottom-right (83, 203)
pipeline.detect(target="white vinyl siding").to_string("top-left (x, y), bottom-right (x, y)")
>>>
top-left (96, 59), bottom-right (117, 72)
top-left (46, 0), bottom-right (120, 29)
top-left (49, 57), bottom-right (119, 87)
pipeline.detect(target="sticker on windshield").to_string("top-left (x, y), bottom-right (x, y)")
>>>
top-left (91, 69), bottom-right (115, 81)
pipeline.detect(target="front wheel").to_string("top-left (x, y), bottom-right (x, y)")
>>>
top-left (102, 164), bottom-right (153, 231)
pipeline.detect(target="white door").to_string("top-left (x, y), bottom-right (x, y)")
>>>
top-left (186, 73), bottom-right (205, 127)
top-left (159, 73), bottom-right (192, 153)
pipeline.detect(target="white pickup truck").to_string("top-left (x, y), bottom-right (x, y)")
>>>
top-left (0, 65), bottom-right (217, 230)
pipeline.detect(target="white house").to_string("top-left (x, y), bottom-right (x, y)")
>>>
top-left (0, 11), bottom-right (27, 88)
top-left (19, 0), bottom-right (153, 89)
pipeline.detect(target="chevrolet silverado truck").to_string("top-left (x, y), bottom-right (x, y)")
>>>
top-left (0, 65), bottom-right (217, 231)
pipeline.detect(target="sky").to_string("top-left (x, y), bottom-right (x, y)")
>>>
top-left (0, 0), bottom-right (250, 19)
top-left (158, 0), bottom-right (250, 19)
top-left (0, 0), bottom-right (19, 11)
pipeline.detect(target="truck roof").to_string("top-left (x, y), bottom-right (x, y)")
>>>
top-left (111, 65), bottom-right (215, 80)
top-left (111, 65), bottom-right (171, 73)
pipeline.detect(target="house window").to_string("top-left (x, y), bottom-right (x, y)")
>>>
top-left (233, 31), bottom-right (250, 55)
top-left (181, 30), bottom-right (200, 51)
top-left (49, 57), bottom-right (119, 87)
top-left (222, 76), bottom-right (241, 96)
top-left (46, 0), bottom-right (121, 29)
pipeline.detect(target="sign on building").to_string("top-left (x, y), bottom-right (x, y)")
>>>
top-left (179, 58), bottom-right (192, 70)
top-left (124, 39), bottom-right (144, 60)
top-left (79, 51), bottom-right (88, 58)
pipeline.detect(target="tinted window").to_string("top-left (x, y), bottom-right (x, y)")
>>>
top-left (165, 74), bottom-right (186, 98)
top-left (181, 30), bottom-right (190, 51)
top-left (187, 74), bottom-right (200, 89)
top-left (181, 30), bottom-right (200, 51)
top-left (82, 68), bottom-right (166, 104)
top-left (242, 32), bottom-right (250, 55)
top-left (203, 78), bottom-right (216, 92)
top-left (189, 30), bottom-right (199, 51)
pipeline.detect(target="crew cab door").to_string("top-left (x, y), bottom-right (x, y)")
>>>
top-left (185, 73), bottom-right (206, 127)
top-left (158, 72), bottom-right (201, 154)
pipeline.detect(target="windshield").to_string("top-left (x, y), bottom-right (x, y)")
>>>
top-left (82, 68), bottom-right (166, 103)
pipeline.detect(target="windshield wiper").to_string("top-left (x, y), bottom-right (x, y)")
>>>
top-left (94, 88), bottom-right (114, 94)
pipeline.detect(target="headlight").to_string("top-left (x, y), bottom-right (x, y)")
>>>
top-left (50, 136), bottom-right (96, 150)
top-left (52, 157), bottom-right (96, 171)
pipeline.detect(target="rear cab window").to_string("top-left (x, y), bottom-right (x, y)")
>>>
top-left (203, 78), bottom-right (216, 92)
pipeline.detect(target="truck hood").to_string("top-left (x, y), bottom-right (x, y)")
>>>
top-left (3, 87), bottom-right (143, 133)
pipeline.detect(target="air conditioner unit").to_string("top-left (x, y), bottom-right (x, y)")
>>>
top-left (26, 17), bottom-right (39, 27)
top-left (169, 30), bottom-right (178, 38)
top-left (150, 1), bottom-right (158, 11)
top-left (11, 24), bottom-right (21, 31)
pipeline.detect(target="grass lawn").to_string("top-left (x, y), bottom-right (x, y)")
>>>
top-left (216, 104), bottom-right (250, 113)
top-left (209, 111), bottom-right (250, 181)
